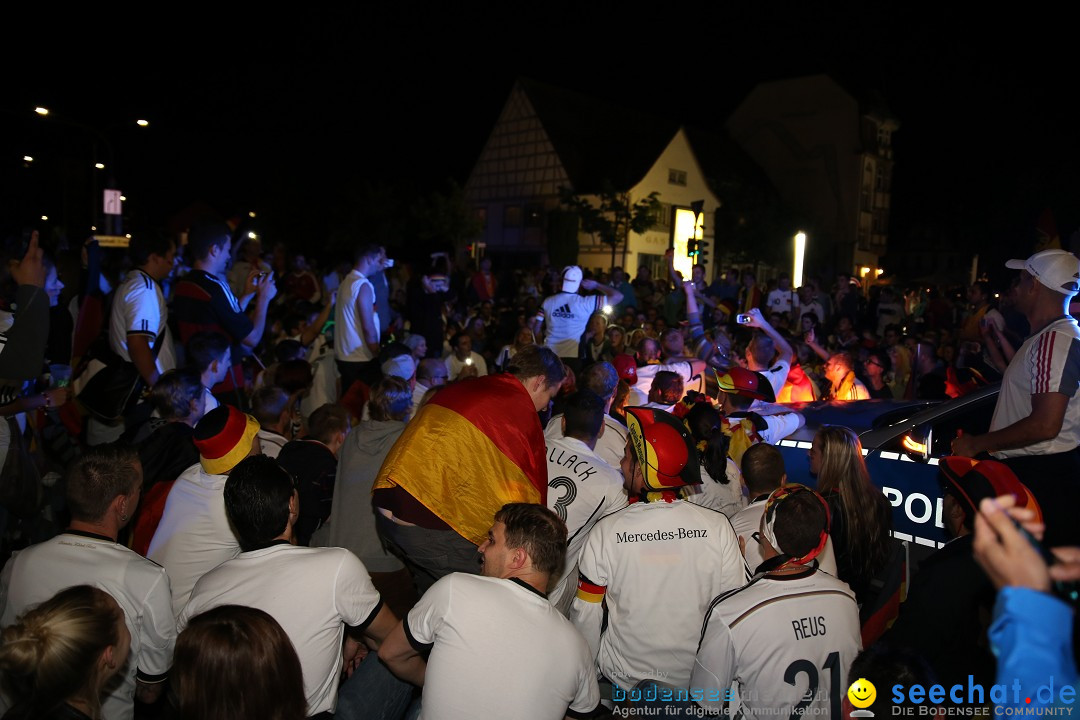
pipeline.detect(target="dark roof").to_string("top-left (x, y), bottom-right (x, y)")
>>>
top-left (517, 78), bottom-right (679, 193)
top-left (683, 125), bottom-right (776, 194)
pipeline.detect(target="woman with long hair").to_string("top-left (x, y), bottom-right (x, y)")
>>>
top-left (0, 585), bottom-right (130, 720)
top-left (809, 425), bottom-right (893, 603)
top-left (172, 605), bottom-right (306, 720)
top-left (681, 402), bottom-right (747, 517)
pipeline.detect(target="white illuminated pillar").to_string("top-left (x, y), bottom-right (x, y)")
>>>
top-left (793, 232), bottom-right (807, 288)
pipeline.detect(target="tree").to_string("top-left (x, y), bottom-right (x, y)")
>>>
top-left (558, 181), bottom-right (661, 272)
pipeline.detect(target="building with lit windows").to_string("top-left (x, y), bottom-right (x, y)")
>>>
top-left (465, 78), bottom-right (756, 281)
top-left (727, 74), bottom-right (899, 284)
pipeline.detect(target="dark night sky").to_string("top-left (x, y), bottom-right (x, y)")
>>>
top-left (4, 6), bottom-right (1077, 268)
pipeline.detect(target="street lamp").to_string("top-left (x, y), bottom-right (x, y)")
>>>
top-left (34, 107), bottom-right (49, 116)
top-left (136, 119), bottom-right (149, 127)
top-left (793, 232), bottom-right (807, 288)
top-left (94, 163), bottom-right (105, 170)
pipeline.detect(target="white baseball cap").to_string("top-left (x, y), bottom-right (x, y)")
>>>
top-left (561, 265), bottom-right (583, 293)
top-left (1005, 249), bottom-right (1080, 297)
top-left (381, 354), bottom-right (416, 381)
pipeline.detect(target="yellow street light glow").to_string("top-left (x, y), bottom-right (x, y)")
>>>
top-left (247, 231), bottom-right (258, 239)
top-left (94, 162), bottom-right (105, 169)
top-left (91, 225), bottom-right (97, 231)
top-left (125, 234), bottom-right (132, 239)
top-left (23, 156), bottom-right (33, 162)
top-left (860, 266), bottom-right (871, 277)
top-left (136, 119), bottom-right (149, 127)
top-left (35, 107), bottom-right (49, 116)
top-left (875, 268), bottom-right (884, 277)
top-left (793, 232), bottom-right (807, 288)
top-left (248, 211), bottom-right (256, 218)
top-left (40, 215), bottom-right (48, 221)
top-left (120, 196), bottom-right (127, 201)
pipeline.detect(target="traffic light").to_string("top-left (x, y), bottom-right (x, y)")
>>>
top-left (696, 240), bottom-right (710, 264)
top-left (686, 239), bottom-right (697, 258)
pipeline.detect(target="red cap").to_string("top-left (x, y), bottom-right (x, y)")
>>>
top-left (613, 354), bottom-right (637, 383)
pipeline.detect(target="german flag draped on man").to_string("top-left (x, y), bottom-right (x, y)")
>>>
top-left (374, 346), bottom-right (563, 548)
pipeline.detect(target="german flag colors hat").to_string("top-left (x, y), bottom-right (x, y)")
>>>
top-left (939, 456), bottom-right (1043, 524)
top-left (715, 366), bottom-right (776, 403)
top-left (625, 406), bottom-right (701, 491)
top-left (193, 405), bottom-right (261, 475)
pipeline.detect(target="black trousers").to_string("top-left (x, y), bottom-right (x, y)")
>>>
top-left (1001, 448), bottom-right (1080, 547)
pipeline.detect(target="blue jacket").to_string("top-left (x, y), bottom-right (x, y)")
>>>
top-left (991, 587), bottom-right (1078, 710)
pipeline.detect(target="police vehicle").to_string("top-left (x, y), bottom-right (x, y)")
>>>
top-left (775, 384), bottom-right (1000, 549)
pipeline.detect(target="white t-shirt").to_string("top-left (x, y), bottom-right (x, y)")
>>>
top-left (766, 288), bottom-right (799, 315)
top-left (545, 412), bottom-right (628, 469)
top-left (683, 459), bottom-right (747, 518)
top-left (544, 435), bottom-right (628, 611)
top-left (445, 352), bottom-right (488, 381)
top-left (991, 316), bottom-right (1080, 457)
top-left (756, 359), bottom-right (791, 400)
top-left (411, 381), bottom-right (430, 419)
top-left (726, 410), bottom-right (804, 446)
top-left (335, 269), bottom-right (380, 363)
top-left (730, 499), bottom-right (839, 576)
top-left (692, 569), bottom-right (861, 716)
top-left (256, 429), bottom-right (288, 458)
top-left (405, 573), bottom-right (601, 720)
top-left (0, 532), bottom-right (175, 720)
top-left (632, 360), bottom-right (696, 401)
top-left (802, 301), bottom-right (825, 325)
top-left (109, 269), bottom-right (177, 374)
top-left (178, 544), bottom-right (382, 716)
top-left (541, 292), bottom-right (603, 358)
top-left (147, 463), bottom-right (241, 615)
top-left (569, 500), bottom-right (749, 688)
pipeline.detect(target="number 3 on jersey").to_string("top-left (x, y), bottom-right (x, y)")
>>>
top-left (548, 476), bottom-right (576, 521)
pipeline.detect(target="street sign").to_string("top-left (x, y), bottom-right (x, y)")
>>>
top-left (104, 189), bottom-right (122, 215)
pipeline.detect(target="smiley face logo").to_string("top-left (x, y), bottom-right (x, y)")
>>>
top-left (848, 678), bottom-right (877, 709)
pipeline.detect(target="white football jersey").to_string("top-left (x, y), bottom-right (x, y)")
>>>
top-left (570, 500), bottom-right (749, 688)
top-left (545, 412), bottom-right (628, 469)
top-left (545, 435), bottom-right (628, 611)
top-left (692, 568), bottom-right (861, 717)
top-left (541, 293), bottom-right (603, 358)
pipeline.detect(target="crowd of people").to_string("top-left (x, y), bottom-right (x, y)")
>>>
top-left (0, 221), bottom-right (1077, 719)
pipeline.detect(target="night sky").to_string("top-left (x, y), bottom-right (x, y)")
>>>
top-left (5, 7), bottom-right (1076, 271)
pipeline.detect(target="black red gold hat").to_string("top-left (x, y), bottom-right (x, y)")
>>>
top-left (715, 366), bottom-right (776, 403)
top-left (193, 405), bottom-right (260, 475)
top-left (939, 456), bottom-right (1043, 524)
top-left (625, 406), bottom-right (700, 491)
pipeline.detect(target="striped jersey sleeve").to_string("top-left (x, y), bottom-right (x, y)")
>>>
top-left (1028, 330), bottom-right (1080, 396)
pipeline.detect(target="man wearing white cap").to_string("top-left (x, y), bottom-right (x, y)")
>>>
top-left (953, 249), bottom-right (1080, 545)
top-left (538, 266), bottom-right (622, 372)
